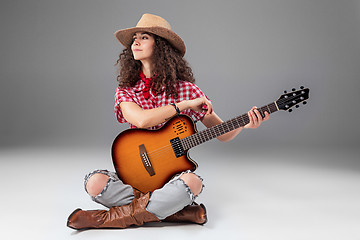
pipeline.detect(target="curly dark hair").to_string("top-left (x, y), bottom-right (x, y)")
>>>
top-left (114, 34), bottom-right (195, 99)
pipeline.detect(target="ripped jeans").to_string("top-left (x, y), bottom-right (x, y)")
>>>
top-left (84, 170), bottom-right (204, 220)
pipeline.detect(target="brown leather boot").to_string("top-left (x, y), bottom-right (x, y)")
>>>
top-left (67, 192), bottom-right (160, 230)
top-left (163, 203), bottom-right (207, 225)
top-left (132, 188), bottom-right (143, 199)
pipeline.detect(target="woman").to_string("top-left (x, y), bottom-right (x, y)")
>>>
top-left (67, 13), bottom-right (269, 230)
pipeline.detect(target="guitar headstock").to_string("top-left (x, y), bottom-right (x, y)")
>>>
top-left (276, 86), bottom-right (309, 112)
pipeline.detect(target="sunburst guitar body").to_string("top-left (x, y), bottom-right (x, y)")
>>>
top-left (112, 115), bottom-right (198, 193)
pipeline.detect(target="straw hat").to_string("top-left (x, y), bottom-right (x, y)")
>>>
top-left (114, 13), bottom-right (186, 56)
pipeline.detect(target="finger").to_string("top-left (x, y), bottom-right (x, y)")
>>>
top-left (248, 110), bottom-right (255, 124)
top-left (250, 106), bottom-right (259, 119)
top-left (204, 104), bottom-right (212, 115)
top-left (263, 111), bottom-right (270, 121)
top-left (251, 109), bottom-right (259, 123)
top-left (207, 103), bottom-right (213, 115)
top-left (253, 109), bottom-right (262, 122)
top-left (204, 98), bottom-right (213, 115)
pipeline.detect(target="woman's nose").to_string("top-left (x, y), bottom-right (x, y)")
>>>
top-left (133, 39), bottom-right (140, 46)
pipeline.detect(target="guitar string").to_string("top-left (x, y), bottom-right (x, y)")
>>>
top-left (146, 144), bottom-right (173, 155)
top-left (123, 147), bottom-right (176, 168)
top-left (147, 145), bottom-right (175, 158)
top-left (147, 113), bottom-right (260, 157)
top-left (146, 145), bottom-right (173, 155)
top-left (146, 116), bottom-right (248, 156)
top-left (119, 92), bottom-right (309, 174)
top-left (147, 148), bottom-right (175, 159)
top-left (146, 149), bottom-right (184, 167)
top-left (146, 92), bottom-right (306, 157)
top-left (145, 103), bottom-right (277, 160)
top-left (147, 110), bottom-right (266, 157)
top-left (147, 124), bottom-right (235, 157)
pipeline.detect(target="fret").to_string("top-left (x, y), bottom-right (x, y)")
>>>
top-left (205, 130), bottom-right (211, 141)
top-left (229, 118), bottom-right (235, 130)
top-left (232, 118), bottom-right (240, 129)
top-left (189, 136), bottom-right (194, 148)
top-left (186, 139), bottom-right (190, 149)
top-left (266, 104), bottom-right (271, 114)
top-left (230, 119), bottom-right (236, 131)
top-left (195, 134), bottom-right (201, 145)
top-left (225, 122), bottom-right (231, 133)
top-left (239, 114), bottom-right (248, 126)
top-left (219, 124), bottom-right (224, 134)
top-left (182, 139), bottom-right (187, 150)
top-left (200, 131), bottom-right (205, 142)
top-left (269, 102), bottom-right (277, 113)
top-left (259, 107), bottom-right (265, 117)
top-left (181, 103), bottom-right (278, 150)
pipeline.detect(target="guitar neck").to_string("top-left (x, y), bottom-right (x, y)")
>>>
top-left (181, 102), bottom-right (279, 150)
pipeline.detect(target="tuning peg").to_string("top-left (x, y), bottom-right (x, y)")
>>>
top-left (295, 105), bottom-right (299, 108)
top-left (288, 109), bottom-right (293, 112)
top-left (284, 90), bottom-right (287, 94)
top-left (300, 86), bottom-right (304, 89)
top-left (303, 101), bottom-right (307, 105)
top-left (292, 88), bottom-right (296, 91)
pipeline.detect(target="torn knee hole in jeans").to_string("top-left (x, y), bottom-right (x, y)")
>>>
top-left (175, 171), bottom-right (205, 202)
top-left (84, 169), bottom-right (118, 198)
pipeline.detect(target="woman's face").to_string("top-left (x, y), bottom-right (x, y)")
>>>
top-left (131, 32), bottom-right (155, 62)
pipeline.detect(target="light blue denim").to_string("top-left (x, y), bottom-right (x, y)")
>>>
top-left (84, 169), bottom-right (204, 220)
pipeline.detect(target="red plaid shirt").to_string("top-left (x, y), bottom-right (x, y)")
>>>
top-left (114, 79), bottom-right (210, 129)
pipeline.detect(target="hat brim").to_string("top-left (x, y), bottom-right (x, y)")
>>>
top-left (114, 26), bottom-right (186, 57)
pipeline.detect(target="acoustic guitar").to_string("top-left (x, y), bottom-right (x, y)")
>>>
top-left (112, 87), bottom-right (309, 193)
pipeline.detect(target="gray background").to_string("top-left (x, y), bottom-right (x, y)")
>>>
top-left (1, 0), bottom-right (359, 150)
top-left (1, 1), bottom-right (360, 240)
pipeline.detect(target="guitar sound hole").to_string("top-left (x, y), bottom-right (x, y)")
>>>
top-left (173, 121), bottom-right (187, 135)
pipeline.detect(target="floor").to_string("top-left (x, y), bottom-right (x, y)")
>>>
top-left (1, 144), bottom-right (359, 240)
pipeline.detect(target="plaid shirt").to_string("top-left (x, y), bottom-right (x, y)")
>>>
top-left (114, 79), bottom-right (210, 129)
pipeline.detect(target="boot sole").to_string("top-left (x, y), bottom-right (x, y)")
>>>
top-left (199, 203), bottom-right (208, 225)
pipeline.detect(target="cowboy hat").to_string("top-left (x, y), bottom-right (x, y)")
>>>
top-left (114, 13), bottom-right (186, 56)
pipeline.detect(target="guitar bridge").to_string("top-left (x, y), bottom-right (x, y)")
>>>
top-left (139, 144), bottom-right (155, 176)
top-left (170, 137), bottom-right (185, 157)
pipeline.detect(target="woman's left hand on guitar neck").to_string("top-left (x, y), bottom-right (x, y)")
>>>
top-left (244, 106), bottom-right (270, 129)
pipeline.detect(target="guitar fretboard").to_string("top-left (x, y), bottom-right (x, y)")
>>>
top-left (181, 102), bottom-right (278, 150)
